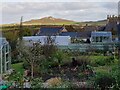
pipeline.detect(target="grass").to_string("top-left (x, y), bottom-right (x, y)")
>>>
top-left (93, 65), bottom-right (112, 73)
top-left (76, 55), bottom-right (117, 74)
top-left (12, 62), bottom-right (24, 74)
top-left (7, 63), bottom-right (24, 81)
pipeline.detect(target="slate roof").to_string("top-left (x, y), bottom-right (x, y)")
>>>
top-left (91, 31), bottom-right (112, 36)
top-left (59, 31), bottom-right (92, 38)
top-left (36, 26), bottom-right (63, 36)
top-left (98, 26), bottom-right (106, 31)
top-left (104, 23), bottom-right (118, 31)
top-left (77, 31), bottom-right (91, 38)
top-left (59, 32), bottom-right (78, 38)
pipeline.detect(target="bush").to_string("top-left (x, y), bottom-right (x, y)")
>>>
top-left (94, 72), bottom-right (116, 89)
top-left (77, 56), bottom-right (90, 67)
top-left (105, 56), bottom-right (114, 65)
top-left (31, 78), bottom-right (43, 88)
top-left (78, 72), bottom-right (86, 79)
top-left (90, 56), bottom-right (114, 67)
top-left (111, 66), bottom-right (120, 89)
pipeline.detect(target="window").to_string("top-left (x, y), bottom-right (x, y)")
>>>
top-left (96, 37), bottom-right (99, 42)
top-left (100, 36), bottom-right (102, 42)
top-left (92, 37), bottom-right (95, 42)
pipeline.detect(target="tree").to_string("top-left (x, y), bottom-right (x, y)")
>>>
top-left (41, 36), bottom-right (57, 60)
top-left (18, 41), bottom-right (43, 78)
top-left (19, 16), bottom-right (23, 41)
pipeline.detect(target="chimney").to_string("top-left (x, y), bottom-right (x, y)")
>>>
top-left (107, 15), bottom-right (109, 19)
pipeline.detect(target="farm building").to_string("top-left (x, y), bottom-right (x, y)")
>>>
top-left (91, 31), bottom-right (112, 43)
top-left (0, 37), bottom-right (11, 74)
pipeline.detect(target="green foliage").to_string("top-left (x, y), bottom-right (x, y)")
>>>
top-left (78, 72), bottom-right (86, 79)
top-left (41, 36), bottom-right (58, 60)
top-left (52, 50), bottom-right (70, 64)
top-left (110, 66), bottom-right (120, 89)
top-left (90, 56), bottom-right (114, 67)
top-left (54, 80), bottom-right (72, 88)
top-left (23, 59), bottom-right (31, 69)
top-left (77, 56), bottom-right (91, 68)
top-left (3, 31), bottom-right (19, 61)
top-left (39, 59), bottom-right (51, 74)
top-left (12, 63), bottom-right (24, 75)
top-left (31, 78), bottom-right (43, 88)
top-left (93, 71), bottom-right (116, 89)
top-left (22, 27), bottom-right (32, 36)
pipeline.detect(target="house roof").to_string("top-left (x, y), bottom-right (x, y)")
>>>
top-left (104, 23), bottom-right (118, 31)
top-left (60, 31), bottom-right (92, 38)
top-left (91, 31), bottom-right (112, 36)
top-left (59, 32), bottom-right (78, 38)
top-left (36, 26), bottom-right (63, 36)
top-left (77, 31), bottom-right (91, 38)
top-left (98, 26), bottom-right (106, 31)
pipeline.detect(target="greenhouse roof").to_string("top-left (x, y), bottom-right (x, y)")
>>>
top-left (91, 31), bottom-right (112, 36)
top-left (0, 37), bottom-right (8, 48)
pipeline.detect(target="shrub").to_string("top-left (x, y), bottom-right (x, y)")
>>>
top-left (31, 78), bottom-right (43, 88)
top-left (111, 66), bottom-right (120, 89)
top-left (90, 56), bottom-right (115, 67)
top-left (77, 56), bottom-right (90, 68)
top-left (78, 72), bottom-right (86, 79)
top-left (94, 72), bottom-right (116, 89)
top-left (105, 56), bottom-right (114, 65)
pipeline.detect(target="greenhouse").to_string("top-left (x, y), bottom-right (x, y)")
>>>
top-left (91, 31), bottom-right (112, 43)
top-left (0, 37), bottom-right (11, 74)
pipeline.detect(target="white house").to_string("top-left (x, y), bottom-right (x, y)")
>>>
top-left (23, 36), bottom-right (71, 46)
top-left (0, 37), bottom-right (11, 74)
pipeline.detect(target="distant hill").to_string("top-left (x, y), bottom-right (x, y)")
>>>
top-left (23, 16), bottom-right (75, 25)
top-left (1, 16), bottom-right (107, 27)
top-left (83, 20), bottom-right (107, 26)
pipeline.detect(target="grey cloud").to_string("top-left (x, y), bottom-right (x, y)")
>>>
top-left (1, 2), bottom-right (118, 24)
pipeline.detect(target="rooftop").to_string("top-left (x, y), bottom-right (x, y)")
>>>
top-left (59, 32), bottom-right (78, 38)
top-left (91, 31), bottom-right (112, 36)
top-left (36, 26), bottom-right (64, 36)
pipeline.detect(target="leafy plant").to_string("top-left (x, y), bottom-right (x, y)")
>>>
top-left (31, 78), bottom-right (43, 88)
top-left (90, 56), bottom-right (115, 67)
top-left (93, 72), bottom-right (116, 89)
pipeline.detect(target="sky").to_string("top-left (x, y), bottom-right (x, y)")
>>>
top-left (0, 0), bottom-right (120, 24)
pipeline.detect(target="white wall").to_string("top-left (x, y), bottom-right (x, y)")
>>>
top-left (23, 36), bottom-right (71, 46)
